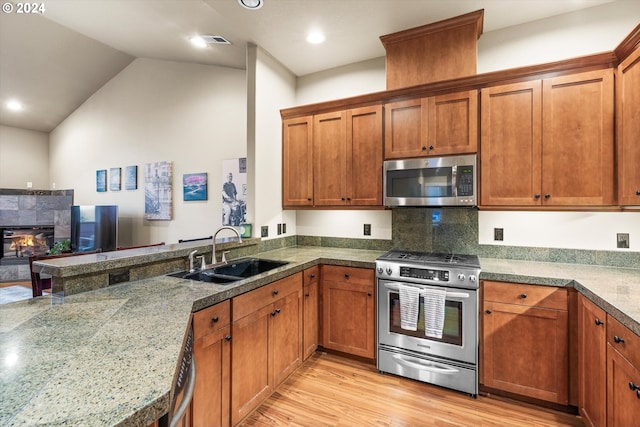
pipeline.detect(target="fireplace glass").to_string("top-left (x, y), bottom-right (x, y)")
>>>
top-left (1, 226), bottom-right (55, 262)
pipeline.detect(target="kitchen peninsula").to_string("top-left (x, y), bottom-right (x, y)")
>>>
top-left (1, 244), bottom-right (639, 426)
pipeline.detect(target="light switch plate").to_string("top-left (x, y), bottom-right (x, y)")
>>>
top-left (617, 233), bottom-right (629, 248)
top-left (494, 228), bottom-right (504, 241)
top-left (261, 226), bottom-right (268, 238)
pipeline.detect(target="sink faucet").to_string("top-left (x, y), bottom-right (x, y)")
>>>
top-left (211, 226), bottom-right (242, 265)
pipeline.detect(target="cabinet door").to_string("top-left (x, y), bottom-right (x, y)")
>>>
top-left (283, 116), bottom-right (313, 207)
top-left (617, 47), bottom-right (640, 206)
top-left (579, 296), bottom-right (607, 427)
top-left (607, 346), bottom-right (640, 427)
top-left (347, 105), bottom-right (383, 205)
top-left (483, 301), bottom-right (568, 404)
top-left (270, 289), bottom-right (303, 386)
top-left (193, 326), bottom-right (230, 427)
top-left (384, 98), bottom-right (428, 159)
top-left (230, 304), bottom-right (272, 426)
top-left (542, 69), bottom-right (614, 206)
top-left (314, 111), bottom-right (347, 205)
top-left (427, 90), bottom-right (478, 156)
top-left (303, 267), bottom-right (319, 360)
top-left (480, 81), bottom-right (542, 206)
top-left (322, 267), bottom-right (375, 359)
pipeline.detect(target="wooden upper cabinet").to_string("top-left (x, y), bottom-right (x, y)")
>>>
top-left (314, 111), bottom-right (347, 206)
top-left (282, 116), bottom-right (313, 207)
top-left (428, 90), bottom-right (478, 156)
top-left (314, 105), bottom-right (383, 206)
top-left (481, 80), bottom-right (542, 206)
top-left (384, 90), bottom-right (477, 159)
top-left (542, 69), bottom-right (615, 206)
top-left (617, 46), bottom-right (640, 206)
top-left (384, 98), bottom-right (428, 159)
top-left (481, 69), bottom-right (615, 208)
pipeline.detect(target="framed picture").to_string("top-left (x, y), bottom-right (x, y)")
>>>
top-left (144, 161), bottom-right (173, 220)
top-left (110, 167), bottom-right (121, 191)
top-left (125, 165), bottom-right (138, 190)
top-left (183, 172), bottom-right (208, 201)
top-left (96, 169), bottom-right (107, 192)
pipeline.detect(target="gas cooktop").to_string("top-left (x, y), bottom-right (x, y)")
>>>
top-left (377, 250), bottom-right (480, 269)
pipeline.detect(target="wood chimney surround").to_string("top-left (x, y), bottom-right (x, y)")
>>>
top-left (380, 9), bottom-right (484, 89)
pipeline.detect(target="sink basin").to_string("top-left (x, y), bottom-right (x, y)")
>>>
top-left (167, 258), bottom-right (289, 284)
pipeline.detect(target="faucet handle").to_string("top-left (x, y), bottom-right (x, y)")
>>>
top-left (197, 255), bottom-right (206, 270)
top-left (222, 251), bottom-right (231, 263)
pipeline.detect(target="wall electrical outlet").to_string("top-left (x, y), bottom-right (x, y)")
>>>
top-left (494, 228), bottom-right (504, 241)
top-left (364, 224), bottom-right (371, 236)
top-left (277, 224), bottom-right (282, 235)
top-left (617, 233), bottom-right (630, 249)
top-left (261, 226), bottom-right (269, 238)
top-left (282, 223), bottom-right (286, 234)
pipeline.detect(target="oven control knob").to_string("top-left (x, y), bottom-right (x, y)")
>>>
top-left (457, 273), bottom-right (466, 281)
top-left (469, 275), bottom-right (477, 282)
top-left (386, 267), bottom-right (392, 275)
top-left (377, 267), bottom-right (383, 275)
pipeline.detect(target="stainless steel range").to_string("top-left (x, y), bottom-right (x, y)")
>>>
top-left (376, 250), bottom-right (481, 396)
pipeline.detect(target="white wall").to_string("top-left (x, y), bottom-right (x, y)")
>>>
top-left (0, 125), bottom-right (49, 189)
top-left (49, 58), bottom-right (246, 246)
top-left (293, 1), bottom-right (640, 251)
top-left (249, 46), bottom-right (297, 240)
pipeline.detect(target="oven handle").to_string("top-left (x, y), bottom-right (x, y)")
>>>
top-left (392, 354), bottom-right (459, 374)
top-left (382, 282), bottom-right (470, 299)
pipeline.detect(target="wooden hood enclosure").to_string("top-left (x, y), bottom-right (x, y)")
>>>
top-left (380, 9), bottom-right (484, 89)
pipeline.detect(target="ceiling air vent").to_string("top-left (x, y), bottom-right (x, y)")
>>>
top-left (202, 35), bottom-right (231, 45)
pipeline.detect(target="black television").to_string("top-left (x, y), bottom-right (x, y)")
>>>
top-left (71, 205), bottom-right (118, 252)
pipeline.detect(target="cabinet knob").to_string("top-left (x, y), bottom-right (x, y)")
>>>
top-left (307, 197), bottom-right (312, 201)
top-left (272, 290), bottom-right (279, 296)
top-left (630, 382), bottom-right (639, 391)
top-left (614, 335), bottom-right (625, 344)
top-left (271, 310), bottom-right (277, 316)
top-left (344, 273), bottom-right (349, 279)
top-left (367, 292), bottom-right (372, 297)
top-left (534, 194), bottom-right (541, 199)
top-left (429, 145), bottom-right (434, 150)
top-left (544, 194), bottom-right (551, 199)
top-left (305, 293), bottom-right (310, 297)
top-left (520, 293), bottom-right (527, 299)
top-left (595, 318), bottom-right (604, 326)
top-left (310, 274), bottom-right (315, 278)
top-left (486, 309), bottom-right (492, 314)
top-left (211, 316), bottom-right (219, 323)
top-left (421, 146), bottom-right (427, 150)
top-left (341, 197), bottom-right (346, 201)
top-left (225, 335), bottom-right (231, 341)
top-left (346, 197), bottom-right (351, 201)
top-left (636, 190), bottom-right (640, 196)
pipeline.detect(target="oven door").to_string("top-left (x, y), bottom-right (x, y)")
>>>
top-left (377, 279), bottom-right (477, 365)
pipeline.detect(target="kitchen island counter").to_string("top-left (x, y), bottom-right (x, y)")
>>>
top-left (1, 245), bottom-right (639, 426)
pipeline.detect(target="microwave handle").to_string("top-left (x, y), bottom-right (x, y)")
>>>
top-left (382, 282), bottom-right (470, 299)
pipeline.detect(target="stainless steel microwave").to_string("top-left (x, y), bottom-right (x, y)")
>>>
top-left (383, 154), bottom-right (477, 207)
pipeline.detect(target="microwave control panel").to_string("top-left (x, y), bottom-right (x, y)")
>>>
top-left (456, 165), bottom-right (474, 196)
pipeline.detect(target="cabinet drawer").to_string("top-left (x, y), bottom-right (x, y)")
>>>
top-left (607, 315), bottom-right (640, 368)
top-left (483, 281), bottom-right (567, 310)
top-left (303, 265), bottom-right (319, 286)
top-left (193, 300), bottom-right (230, 339)
top-left (322, 265), bottom-right (373, 286)
top-left (233, 273), bottom-right (302, 321)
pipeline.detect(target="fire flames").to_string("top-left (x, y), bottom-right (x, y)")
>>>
top-left (9, 234), bottom-right (48, 257)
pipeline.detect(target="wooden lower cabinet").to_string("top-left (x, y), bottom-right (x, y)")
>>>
top-left (303, 266), bottom-right (319, 360)
top-left (192, 301), bottom-right (231, 427)
top-left (579, 295), bottom-right (607, 427)
top-left (606, 316), bottom-right (640, 427)
top-left (482, 281), bottom-right (569, 404)
top-left (230, 273), bottom-right (303, 425)
top-left (321, 265), bottom-right (375, 359)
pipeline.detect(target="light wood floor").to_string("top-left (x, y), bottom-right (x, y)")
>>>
top-left (240, 352), bottom-right (584, 427)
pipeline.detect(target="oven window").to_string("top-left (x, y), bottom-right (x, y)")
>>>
top-left (387, 168), bottom-right (453, 198)
top-left (389, 292), bottom-right (463, 346)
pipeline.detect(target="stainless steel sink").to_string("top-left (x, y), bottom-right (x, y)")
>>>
top-left (167, 257), bottom-right (289, 284)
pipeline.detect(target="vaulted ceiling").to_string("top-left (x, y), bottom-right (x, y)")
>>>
top-left (0, 0), bottom-right (618, 132)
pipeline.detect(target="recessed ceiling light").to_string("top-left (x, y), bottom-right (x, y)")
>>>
top-left (6, 100), bottom-right (22, 111)
top-left (238, 0), bottom-right (263, 10)
top-left (306, 31), bottom-right (326, 44)
top-left (189, 36), bottom-right (208, 49)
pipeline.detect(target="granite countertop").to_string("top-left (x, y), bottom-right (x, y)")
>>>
top-left (2, 245), bottom-right (639, 426)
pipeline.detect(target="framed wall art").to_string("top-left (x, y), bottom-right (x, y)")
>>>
top-left (144, 161), bottom-right (173, 220)
top-left (125, 165), bottom-right (138, 190)
top-left (183, 172), bottom-right (207, 201)
top-left (96, 169), bottom-right (107, 192)
top-left (110, 167), bottom-right (121, 191)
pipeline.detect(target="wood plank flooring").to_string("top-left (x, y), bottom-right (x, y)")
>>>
top-left (240, 352), bottom-right (584, 427)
